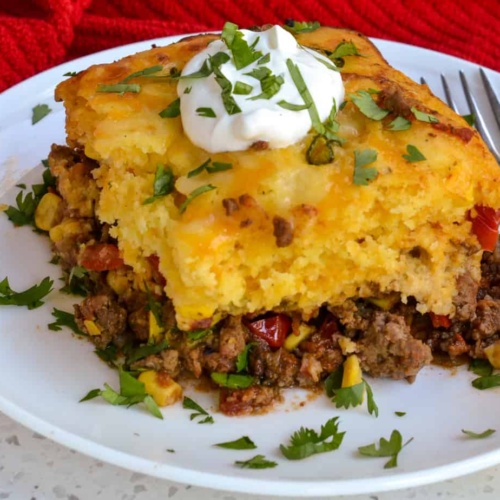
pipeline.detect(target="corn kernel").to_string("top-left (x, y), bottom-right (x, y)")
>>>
top-left (49, 219), bottom-right (86, 244)
top-left (83, 319), bottom-right (102, 336)
top-left (149, 311), bottom-right (164, 343)
top-left (106, 269), bottom-right (129, 295)
top-left (284, 324), bottom-right (314, 351)
top-left (35, 193), bottom-right (64, 231)
top-left (138, 370), bottom-right (183, 407)
top-left (342, 354), bottom-right (363, 388)
top-left (484, 341), bottom-right (500, 369)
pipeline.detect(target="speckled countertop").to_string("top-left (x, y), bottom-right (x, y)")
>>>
top-left (0, 412), bottom-right (499, 500)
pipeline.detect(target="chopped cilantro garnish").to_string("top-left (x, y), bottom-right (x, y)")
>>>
top-left (95, 344), bottom-right (119, 364)
top-left (277, 100), bottom-right (311, 111)
top-left (221, 22), bottom-right (263, 70)
top-left (178, 184), bottom-right (216, 214)
top-left (215, 436), bottom-right (256, 450)
top-left (462, 113), bottom-right (475, 126)
top-left (212, 63), bottom-right (242, 115)
top-left (196, 107), bottom-right (216, 118)
top-left (402, 145), bottom-right (426, 162)
top-left (96, 83), bottom-right (141, 94)
top-left (183, 396), bottom-right (214, 424)
top-left (187, 160), bottom-right (232, 178)
top-left (395, 411), bottom-right (406, 417)
top-left (210, 372), bottom-right (254, 389)
top-left (258, 53), bottom-right (270, 65)
top-left (144, 283), bottom-right (163, 332)
top-left (120, 65), bottom-right (163, 84)
top-left (184, 86), bottom-right (192, 94)
top-left (285, 58), bottom-right (322, 133)
top-left (125, 339), bottom-right (169, 365)
top-left (388, 116), bottom-right (412, 131)
top-left (469, 359), bottom-right (493, 377)
top-left (15, 183), bottom-right (26, 189)
top-left (471, 374), bottom-right (500, 390)
top-left (61, 265), bottom-right (89, 296)
top-left (143, 164), bottom-right (175, 204)
top-left (181, 59), bottom-right (214, 79)
top-left (249, 73), bottom-right (284, 101)
top-left (233, 81), bottom-right (253, 95)
top-left (159, 98), bottom-right (181, 118)
top-left (236, 343), bottom-right (255, 373)
top-left (349, 90), bottom-right (388, 120)
top-left (358, 430), bottom-right (412, 469)
top-left (80, 368), bottom-right (163, 419)
top-left (461, 429), bottom-right (496, 439)
top-left (235, 455), bottom-right (277, 469)
top-left (312, 55), bottom-right (340, 72)
top-left (187, 327), bottom-right (213, 341)
top-left (48, 308), bottom-right (85, 335)
top-left (63, 71), bottom-right (78, 77)
top-left (280, 417), bottom-right (345, 460)
top-left (284, 20), bottom-right (321, 34)
top-left (329, 41), bottom-right (361, 59)
top-left (353, 149), bottom-right (378, 186)
top-left (324, 366), bottom-right (379, 416)
top-left (411, 106), bottom-right (439, 123)
top-left (0, 276), bottom-right (53, 310)
top-left (32, 104), bottom-right (52, 125)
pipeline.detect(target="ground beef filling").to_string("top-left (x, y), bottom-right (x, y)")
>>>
top-left (49, 145), bottom-right (500, 416)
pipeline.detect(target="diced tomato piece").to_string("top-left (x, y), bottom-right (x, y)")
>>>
top-left (80, 243), bottom-right (124, 271)
top-left (247, 314), bottom-right (291, 349)
top-left (471, 205), bottom-right (500, 252)
top-left (429, 312), bottom-right (451, 329)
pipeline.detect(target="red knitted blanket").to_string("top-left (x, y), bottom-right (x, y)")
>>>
top-left (1, 0), bottom-right (499, 92)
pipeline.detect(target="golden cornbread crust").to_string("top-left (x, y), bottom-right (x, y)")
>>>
top-left (55, 28), bottom-right (500, 333)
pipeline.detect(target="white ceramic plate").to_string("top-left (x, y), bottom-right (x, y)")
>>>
top-left (0, 35), bottom-right (499, 498)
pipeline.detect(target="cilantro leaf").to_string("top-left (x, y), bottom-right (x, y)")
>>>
top-left (395, 411), bottom-right (406, 417)
top-left (143, 164), bottom-right (175, 204)
top-left (120, 65), bottom-right (163, 83)
top-left (324, 366), bottom-right (378, 416)
top-left (214, 436), bottom-right (256, 450)
top-left (402, 145), bottom-right (426, 162)
top-left (181, 59), bottom-right (213, 79)
top-left (284, 20), bottom-right (321, 34)
top-left (80, 368), bottom-right (163, 419)
top-left (94, 344), bottom-right (118, 364)
top-left (32, 104), bottom-right (52, 125)
top-left (286, 58), bottom-right (322, 133)
top-left (469, 359), bottom-right (493, 377)
top-left (0, 276), bottom-right (53, 309)
top-left (212, 62), bottom-right (242, 115)
top-left (196, 107), bottom-right (216, 118)
top-left (236, 343), bottom-right (255, 373)
top-left (125, 339), bottom-right (170, 365)
top-left (349, 90), bottom-right (388, 120)
top-left (353, 149), bottom-right (378, 186)
top-left (187, 327), bottom-right (213, 342)
top-left (462, 428), bottom-right (496, 439)
top-left (60, 265), bottom-right (89, 296)
top-left (235, 455), bottom-right (277, 469)
top-left (472, 374), bottom-right (500, 390)
top-left (233, 81), bottom-right (253, 95)
top-left (178, 184), bottom-right (216, 214)
top-left (411, 106), bottom-right (439, 123)
top-left (258, 53), bottom-right (270, 65)
top-left (462, 113), bottom-right (475, 126)
top-left (211, 372), bottom-right (254, 389)
top-left (329, 41), bottom-right (361, 59)
top-left (358, 430), bottom-right (412, 469)
top-left (388, 116), bottom-right (412, 131)
top-left (96, 84), bottom-right (141, 94)
top-left (221, 22), bottom-right (263, 70)
top-left (280, 417), bottom-right (345, 460)
top-left (182, 396), bottom-right (214, 424)
top-left (187, 159), bottom-right (232, 178)
top-left (159, 98), bottom-right (181, 118)
top-left (64, 71), bottom-right (78, 77)
top-left (48, 308), bottom-right (85, 335)
top-left (4, 190), bottom-right (38, 226)
top-left (278, 101), bottom-right (311, 111)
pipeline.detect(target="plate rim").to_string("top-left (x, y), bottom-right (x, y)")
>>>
top-left (1, 32), bottom-right (500, 497)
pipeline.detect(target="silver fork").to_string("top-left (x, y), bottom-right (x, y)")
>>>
top-left (421, 70), bottom-right (500, 164)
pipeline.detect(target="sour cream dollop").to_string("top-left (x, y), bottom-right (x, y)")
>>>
top-left (178, 25), bottom-right (345, 153)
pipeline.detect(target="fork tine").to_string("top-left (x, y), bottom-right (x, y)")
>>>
top-left (480, 68), bottom-right (500, 131)
top-left (459, 70), bottom-right (500, 164)
top-left (440, 74), bottom-right (458, 112)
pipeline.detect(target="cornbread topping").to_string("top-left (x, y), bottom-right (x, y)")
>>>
top-left (178, 24), bottom-right (345, 152)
